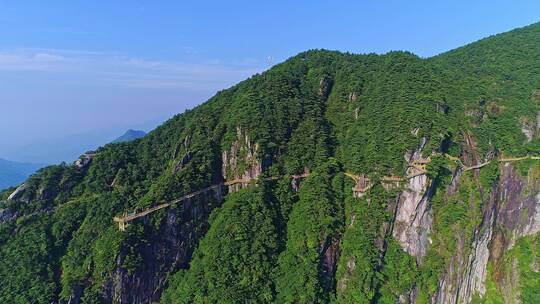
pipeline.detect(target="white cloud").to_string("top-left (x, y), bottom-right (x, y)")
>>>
top-left (0, 48), bottom-right (264, 90)
top-left (32, 53), bottom-right (66, 62)
top-left (0, 51), bottom-right (70, 71)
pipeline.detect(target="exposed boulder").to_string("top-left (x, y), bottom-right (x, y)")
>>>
top-left (520, 113), bottom-right (540, 142)
top-left (0, 208), bottom-right (17, 225)
top-left (532, 89), bottom-right (540, 101)
top-left (8, 183), bottom-right (29, 202)
top-left (353, 107), bottom-right (361, 120)
top-left (318, 76), bottom-right (333, 99)
top-left (319, 236), bottom-right (340, 291)
top-left (172, 151), bottom-right (193, 174)
top-left (436, 102), bottom-right (450, 115)
top-left (347, 91), bottom-right (358, 102)
top-left (74, 151), bottom-right (96, 169)
top-left (173, 134), bottom-right (191, 159)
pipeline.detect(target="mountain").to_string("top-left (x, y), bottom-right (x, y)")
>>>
top-left (0, 117), bottom-right (165, 165)
top-left (1, 23), bottom-right (540, 304)
top-left (0, 159), bottom-right (44, 191)
top-left (111, 129), bottom-right (146, 144)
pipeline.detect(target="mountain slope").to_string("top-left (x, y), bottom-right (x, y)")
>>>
top-left (1, 23), bottom-right (540, 304)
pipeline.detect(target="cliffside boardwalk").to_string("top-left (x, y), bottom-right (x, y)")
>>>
top-left (113, 174), bottom-right (308, 231)
top-left (113, 155), bottom-right (539, 231)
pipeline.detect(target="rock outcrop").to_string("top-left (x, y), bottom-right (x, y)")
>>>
top-left (318, 76), bottom-right (333, 99)
top-left (319, 236), bottom-right (340, 291)
top-left (172, 151), bottom-right (193, 174)
top-left (392, 138), bottom-right (434, 263)
top-left (65, 187), bottom-right (224, 304)
top-left (74, 151), bottom-right (96, 169)
top-left (0, 208), bottom-right (16, 225)
top-left (433, 163), bottom-right (540, 303)
top-left (221, 127), bottom-right (262, 191)
top-left (7, 183), bottom-right (29, 201)
top-left (520, 113), bottom-right (540, 142)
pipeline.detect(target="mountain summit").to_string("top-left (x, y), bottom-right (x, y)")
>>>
top-left (111, 129), bottom-right (147, 144)
top-left (1, 23), bottom-right (540, 303)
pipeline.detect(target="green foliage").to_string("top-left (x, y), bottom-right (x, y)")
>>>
top-left (334, 192), bottom-right (386, 303)
top-left (503, 235), bottom-right (540, 303)
top-left (379, 240), bottom-right (419, 300)
top-left (426, 155), bottom-right (451, 179)
top-left (0, 215), bottom-right (57, 303)
top-left (415, 172), bottom-right (484, 302)
top-left (59, 193), bottom-right (127, 301)
top-left (471, 263), bottom-right (505, 304)
top-left (479, 161), bottom-right (500, 190)
top-left (1, 22), bottom-right (540, 303)
top-left (161, 187), bottom-right (279, 304)
top-left (333, 184), bottom-right (417, 304)
top-left (474, 235), bottom-right (540, 304)
top-left (275, 164), bottom-right (344, 303)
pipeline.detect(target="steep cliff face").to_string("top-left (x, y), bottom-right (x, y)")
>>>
top-left (221, 127), bottom-right (262, 191)
top-left (393, 138), bottom-right (434, 263)
top-left (319, 236), bottom-right (341, 291)
top-left (67, 188), bottom-right (224, 304)
top-left (433, 163), bottom-right (540, 303)
top-left (393, 172), bottom-right (433, 263)
top-left (384, 129), bottom-right (540, 304)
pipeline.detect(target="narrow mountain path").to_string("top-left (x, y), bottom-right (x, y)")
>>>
top-left (113, 155), bottom-right (538, 230)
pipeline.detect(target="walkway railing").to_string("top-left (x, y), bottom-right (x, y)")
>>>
top-left (113, 155), bottom-right (538, 230)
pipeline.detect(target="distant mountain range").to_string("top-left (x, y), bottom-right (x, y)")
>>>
top-left (111, 129), bottom-right (146, 143)
top-left (0, 159), bottom-right (45, 191)
top-left (0, 129), bottom-right (146, 191)
top-left (0, 117), bottom-right (163, 165)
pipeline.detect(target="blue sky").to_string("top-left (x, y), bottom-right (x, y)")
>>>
top-left (1, 1), bottom-right (540, 153)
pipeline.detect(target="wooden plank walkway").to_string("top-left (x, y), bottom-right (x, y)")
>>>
top-left (113, 155), bottom-right (538, 230)
top-left (113, 174), bottom-right (310, 230)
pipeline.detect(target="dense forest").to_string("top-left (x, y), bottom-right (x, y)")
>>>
top-left (1, 23), bottom-right (540, 303)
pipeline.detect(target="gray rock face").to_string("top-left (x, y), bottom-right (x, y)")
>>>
top-left (222, 127), bottom-right (262, 191)
top-left (172, 151), bottom-right (193, 174)
top-left (0, 208), bottom-right (16, 225)
top-left (347, 91), bottom-right (358, 102)
top-left (433, 163), bottom-right (540, 303)
top-left (8, 183), bottom-right (29, 201)
top-left (319, 236), bottom-right (340, 291)
top-left (393, 172), bottom-right (433, 263)
top-left (433, 177), bottom-right (496, 304)
top-left (496, 164), bottom-right (540, 245)
top-left (392, 138), bottom-right (434, 263)
top-left (318, 76), bottom-right (333, 98)
top-left (74, 151), bottom-right (96, 169)
top-left (520, 113), bottom-right (540, 142)
top-left (67, 187), bottom-right (224, 304)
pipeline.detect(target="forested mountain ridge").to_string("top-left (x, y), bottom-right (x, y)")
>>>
top-left (1, 23), bottom-right (540, 303)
